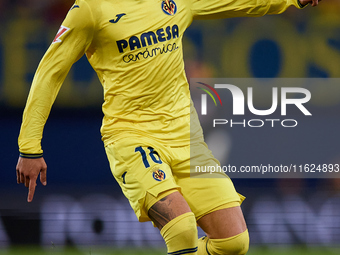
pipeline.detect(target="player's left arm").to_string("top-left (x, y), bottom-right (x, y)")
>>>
top-left (191, 0), bottom-right (321, 20)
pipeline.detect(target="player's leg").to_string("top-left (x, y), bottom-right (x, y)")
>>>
top-left (197, 206), bottom-right (247, 239)
top-left (197, 206), bottom-right (249, 255)
top-left (105, 136), bottom-right (198, 254)
top-left (146, 190), bottom-right (199, 254)
top-left (171, 141), bottom-right (249, 255)
top-left (147, 190), bottom-right (191, 230)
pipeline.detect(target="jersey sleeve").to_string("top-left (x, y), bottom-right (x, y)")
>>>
top-left (18, 0), bottom-right (95, 157)
top-left (191, 0), bottom-right (305, 20)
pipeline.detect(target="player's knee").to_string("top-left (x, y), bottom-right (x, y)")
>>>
top-left (204, 229), bottom-right (249, 255)
top-left (161, 212), bottom-right (198, 254)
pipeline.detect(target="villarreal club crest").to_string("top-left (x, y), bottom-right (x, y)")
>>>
top-left (153, 169), bottom-right (166, 181)
top-left (162, 0), bottom-right (177, 16)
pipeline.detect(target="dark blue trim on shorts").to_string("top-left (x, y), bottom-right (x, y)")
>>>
top-left (168, 247), bottom-right (198, 255)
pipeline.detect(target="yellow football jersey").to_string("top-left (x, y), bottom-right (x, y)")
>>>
top-left (18, 0), bottom-right (304, 156)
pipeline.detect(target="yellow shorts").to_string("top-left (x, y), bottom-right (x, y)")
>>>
top-left (105, 134), bottom-right (244, 222)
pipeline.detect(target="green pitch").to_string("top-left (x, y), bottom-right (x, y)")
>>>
top-left (0, 246), bottom-right (340, 255)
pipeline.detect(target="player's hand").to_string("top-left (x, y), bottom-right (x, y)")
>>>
top-left (16, 157), bottom-right (47, 202)
top-left (299, 0), bottom-right (321, 7)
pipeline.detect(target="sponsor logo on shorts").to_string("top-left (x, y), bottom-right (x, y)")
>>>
top-left (153, 169), bottom-right (166, 181)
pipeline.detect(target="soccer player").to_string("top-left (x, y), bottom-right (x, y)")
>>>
top-left (16, 0), bottom-right (320, 254)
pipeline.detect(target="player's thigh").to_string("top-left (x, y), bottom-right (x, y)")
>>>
top-left (172, 140), bottom-right (245, 222)
top-left (197, 205), bottom-right (247, 239)
top-left (105, 137), bottom-right (179, 222)
top-left (177, 173), bottom-right (245, 223)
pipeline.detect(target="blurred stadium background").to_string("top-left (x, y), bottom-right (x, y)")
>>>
top-left (1, 0), bottom-right (340, 254)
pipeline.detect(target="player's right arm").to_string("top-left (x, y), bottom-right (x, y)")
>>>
top-left (16, 0), bottom-right (95, 202)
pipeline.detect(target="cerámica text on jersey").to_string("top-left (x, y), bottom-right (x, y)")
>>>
top-left (122, 42), bottom-right (179, 63)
